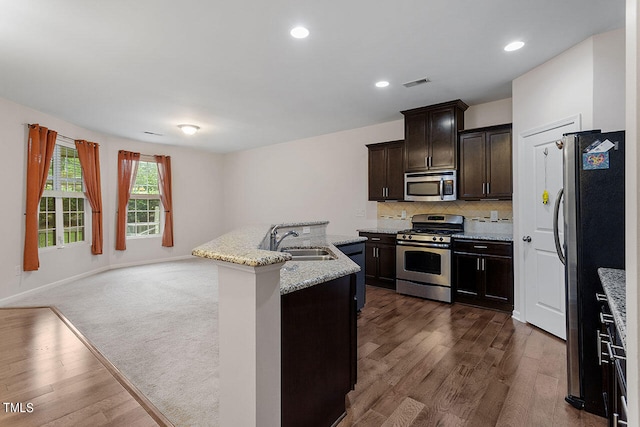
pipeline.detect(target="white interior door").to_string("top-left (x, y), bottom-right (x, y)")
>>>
top-left (520, 116), bottom-right (580, 339)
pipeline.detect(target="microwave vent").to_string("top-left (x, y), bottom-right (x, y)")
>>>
top-left (403, 77), bottom-right (431, 88)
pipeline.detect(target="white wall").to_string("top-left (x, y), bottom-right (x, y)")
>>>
top-left (512, 28), bottom-right (625, 319)
top-left (464, 98), bottom-right (513, 129)
top-left (221, 120), bottom-right (404, 235)
top-left (0, 97), bottom-right (225, 301)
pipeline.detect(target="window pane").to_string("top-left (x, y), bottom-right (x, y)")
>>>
top-left (131, 161), bottom-right (159, 195)
top-left (38, 197), bottom-right (56, 248)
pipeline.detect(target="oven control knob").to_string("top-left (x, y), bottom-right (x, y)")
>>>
top-left (439, 237), bottom-right (444, 241)
top-left (408, 235), bottom-right (412, 239)
top-left (432, 236), bottom-right (437, 241)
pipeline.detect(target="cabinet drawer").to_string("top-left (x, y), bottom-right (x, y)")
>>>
top-left (453, 239), bottom-right (512, 256)
top-left (359, 233), bottom-right (397, 246)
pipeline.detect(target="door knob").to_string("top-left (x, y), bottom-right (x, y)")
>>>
top-left (522, 236), bottom-right (532, 242)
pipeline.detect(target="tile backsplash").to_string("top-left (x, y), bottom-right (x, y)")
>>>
top-left (377, 200), bottom-right (513, 222)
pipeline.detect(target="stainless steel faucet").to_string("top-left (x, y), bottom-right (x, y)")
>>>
top-left (269, 225), bottom-right (299, 251)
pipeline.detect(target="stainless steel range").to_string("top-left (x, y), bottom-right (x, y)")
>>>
top-left (396, 214), bottom-right (464, 303)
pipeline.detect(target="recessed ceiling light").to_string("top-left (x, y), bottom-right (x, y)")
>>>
top-left (178, 124), bottom-right (200, 135)
top-left (504, 41), bottom-right (525, 52)
top-left (375, 81), bottom-right (390, 88)
top-left (290, 26), bottom-right (309, 39)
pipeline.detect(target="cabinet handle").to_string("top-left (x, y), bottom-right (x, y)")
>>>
top-left (614, 412), bottom-right (628, 426)
top-left (606, 341), bottom-right (626, 361)
top-left (482, 183), bottom-right (486, 195)
top-left (597, 331), bottom-right (611, 365)
top-left (476, 258), bottom-right (480, 270)
top-left (370, 237), bottom-right (381, 241)
top-left (473, 245), bottom-right (488, 249)
top-left (621, 396), bottom-right (628, 418)
top-left (482, 258), bottom-right (486, 271)
top-left (425, 156), bottom-right (429, 168)
top-left (600, 312), bottom-right (615, 325)
top-left (487, 182), bottom-right (491, 194)
top-left (596, 293), bottom-right (608, 302)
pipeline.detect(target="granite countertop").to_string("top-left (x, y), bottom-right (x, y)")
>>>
top-left (192, 225), bottom-right (360, 295)
top-left (357, 228), bottom-right (403, 235)
top-left (598, 268), bottom-right (626, 350)
top-left (452, 232), bottom-right (513, 242)
top-left (328, 235), bottom-right (368, 246)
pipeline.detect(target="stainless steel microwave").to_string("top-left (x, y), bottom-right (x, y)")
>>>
top-left (404, 170), bottom-right (457, 202)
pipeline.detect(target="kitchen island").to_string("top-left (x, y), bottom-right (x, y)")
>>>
top-left (193, 222), bottom-right (361, 427)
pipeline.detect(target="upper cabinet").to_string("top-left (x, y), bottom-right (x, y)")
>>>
top-left (401, 100), bottom-right (468, 172)
top-left (458, 124), bottom-right (513, 200)
top-left (367, 140), bottom-right (404, 201)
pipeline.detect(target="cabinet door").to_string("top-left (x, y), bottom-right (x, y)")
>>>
top-left (377, 243), bottom-right (397, 287)
top-left (364, 243), bottom-right (378, 281)
top-left (386, 143), bottom-right (405, 200)
top-left (404, 113), bottom-right (428, 172)
top-left (484, 255), bottom-right (514, 308)
top-left (458, 132), bottom-right (486, 199)
top-left (368, 145), bottom-right (387, 201)
top-left (429, 107), bottom-right (457, 169)
top-left (486, 129), bottom-right (513, 199)
top-left (454, 253), bottom-right (480, 296)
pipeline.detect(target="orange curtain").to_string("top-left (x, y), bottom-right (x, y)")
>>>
top-left (23, 124), bottom-right (57, 271)
top-left (116, 150), bottom-right (140, 250)
top-left (75, 140), bottom-right (103, 255)
top-left (155, 155), bottom-right (174, 247)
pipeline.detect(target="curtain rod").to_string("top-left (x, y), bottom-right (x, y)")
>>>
top-left (25, 123), bottom-right (91, 144)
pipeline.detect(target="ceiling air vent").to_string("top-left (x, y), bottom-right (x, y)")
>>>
top-left (143, 131), bottom-right (163, 136)
top-left (403, 77), bottom-right (431, 88)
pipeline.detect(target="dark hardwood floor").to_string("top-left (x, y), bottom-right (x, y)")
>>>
top-left (338, 286), bottom-right (606, 427)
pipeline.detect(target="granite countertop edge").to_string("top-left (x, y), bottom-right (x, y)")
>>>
top-left (598, 267), bottom-right (626, 350)
top-left (452, 232), bottom-right (513, 242)
top-left (191, 225), bottom-right (360, 294)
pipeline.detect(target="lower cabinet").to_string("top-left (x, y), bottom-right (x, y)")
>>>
top-left (281, 274), bottom-right (357, 427)
top-left (336, 241), bottom-right (366, 311)
top-left (359, 232), bottom-right (396, 290)
top-left (453, 239), bottom-right (514, 312)
top-left (597, 294), bottom-right (627, 425)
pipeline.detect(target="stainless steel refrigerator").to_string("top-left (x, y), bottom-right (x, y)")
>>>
top-left (553, 130), bottom-right (625, 416)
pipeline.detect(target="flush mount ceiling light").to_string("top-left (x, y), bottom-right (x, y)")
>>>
top-left (375, 80), bottom-right (390, 88)
top-left (178, 124), bottom-right (200, 135)
top-left (290, 26), bottom-right (309, 39)
top-left (504, 41), bottom-right (525, 52)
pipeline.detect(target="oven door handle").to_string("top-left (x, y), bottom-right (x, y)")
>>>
top-left (397, 240), bottom-right (450, 249)
top-left (440, 178), bottom-right (444, 201)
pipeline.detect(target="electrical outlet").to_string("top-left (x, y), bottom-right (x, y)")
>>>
top-left (302, 227), bottom-right (311, 234)
top-left (355, 209), bottom-right (365, 218)
top-left (490, 211), bottom-right (498, 222)
top-left (401, 210), bottom-right (407, 219)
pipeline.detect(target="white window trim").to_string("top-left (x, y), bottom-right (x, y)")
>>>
top-left (39, 138), bottom-right (91, 251)
top-left (126, 156), bottom-right (163, 240)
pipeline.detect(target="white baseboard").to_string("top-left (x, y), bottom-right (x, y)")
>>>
top-left (108, 255), bottom-right (194, 270)
top-left (511, 309), bottom-right (523, 323)
top-left (0, 266), bottom-right (111, 306)
top-left (0, 255), bottom-right (197, 306)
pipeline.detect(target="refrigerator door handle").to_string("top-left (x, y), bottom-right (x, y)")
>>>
top-left (553, 187), bottom-right (566, 265)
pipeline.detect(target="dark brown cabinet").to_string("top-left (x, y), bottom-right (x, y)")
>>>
top-left (367, 140), bottom-right (404, 201)
top-left (453, 239), bottom-right (513, 312)
top-left (282, 274), bottom-right (357, 427)
top-left (458, 124), bottom-right (513, 200)
top-left (401, 100), bottom-right (468, 172)
top-left (359, 232), bottom-right (396, 289)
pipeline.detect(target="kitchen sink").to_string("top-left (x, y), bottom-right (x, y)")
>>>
top-left (281, 247), bottom-right (337, 261)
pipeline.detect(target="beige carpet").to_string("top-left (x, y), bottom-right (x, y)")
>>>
top-left (2, 258), bottom-right (220, 427)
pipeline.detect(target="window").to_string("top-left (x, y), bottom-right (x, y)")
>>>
top-left (127, 160), bottom-right (161, 237)
top-left (39, 142), bottom-right (87, 248)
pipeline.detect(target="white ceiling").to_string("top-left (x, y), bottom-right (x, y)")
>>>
top-left (0, 0), bottom-right (625, 153)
